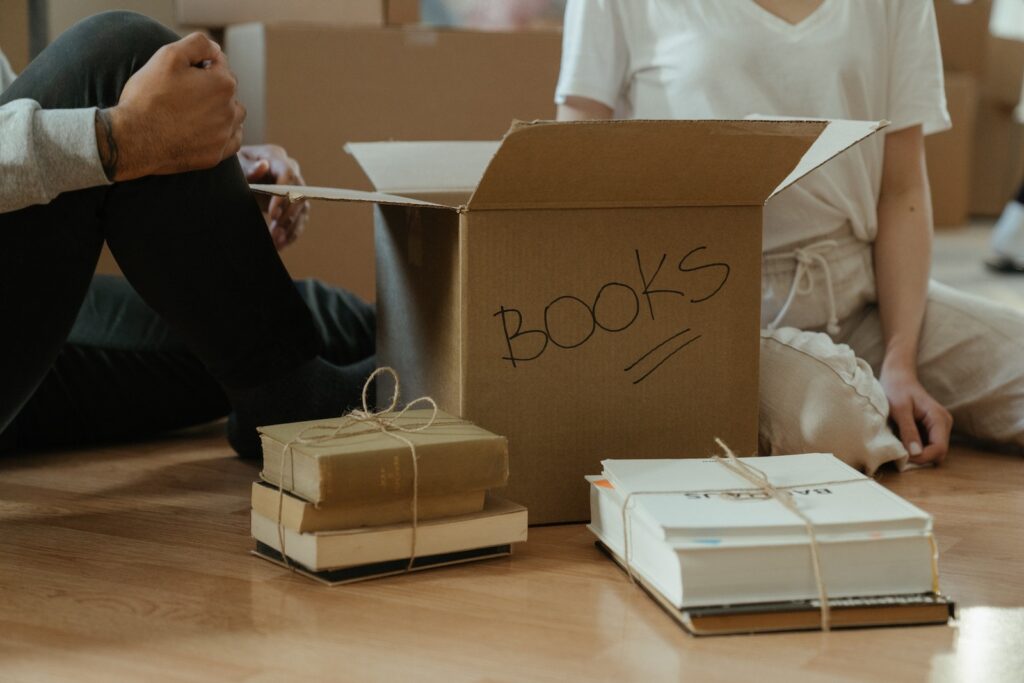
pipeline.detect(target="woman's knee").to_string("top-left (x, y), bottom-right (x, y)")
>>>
top-left (760, 327), bottom-right (908, 474)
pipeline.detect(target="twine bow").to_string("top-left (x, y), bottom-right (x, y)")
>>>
top-left (711, 438), bottom-right (831, 631)
top-left (619, 439), bottom-right (858, 632)
top-left (273, 366), bottom-right (440, 573)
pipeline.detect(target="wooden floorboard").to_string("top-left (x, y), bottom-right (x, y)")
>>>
top-left (1, 428), bottom-right (1022, 683)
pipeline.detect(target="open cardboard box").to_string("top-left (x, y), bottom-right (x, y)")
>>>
top-left (255, 118), bottom-right (885, 523)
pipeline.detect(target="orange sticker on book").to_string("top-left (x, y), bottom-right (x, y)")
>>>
top-left (594, 479), bottom-right (614, 489)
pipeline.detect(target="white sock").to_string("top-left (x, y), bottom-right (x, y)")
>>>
top-left (991, 201), bottom-right (1024, 263)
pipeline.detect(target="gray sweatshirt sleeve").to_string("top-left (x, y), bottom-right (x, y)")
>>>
top-left (0, 47), bottom-right (112, 214)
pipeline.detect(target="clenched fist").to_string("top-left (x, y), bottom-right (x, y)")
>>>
top-left (96, 33), bottom-right (246, 181)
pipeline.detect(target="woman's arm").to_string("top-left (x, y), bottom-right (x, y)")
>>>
top-left (556, 96), bottom-right (613, 121)
top-left (874, 124), bottom-right (952, 465)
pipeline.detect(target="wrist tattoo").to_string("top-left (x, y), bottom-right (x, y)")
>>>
top-left (96, 108), bottom-right (119, 181)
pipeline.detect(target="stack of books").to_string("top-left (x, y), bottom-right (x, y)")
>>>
top-left (251, 408), bottom-right (528, 584)
top-left (587, 454), bottom-right (955, 635)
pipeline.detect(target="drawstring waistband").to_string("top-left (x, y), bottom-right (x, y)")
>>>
top-left (764, 240), bottom-right (840, 336)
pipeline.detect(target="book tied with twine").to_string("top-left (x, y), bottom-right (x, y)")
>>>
top-left (259, 408), bottom-right (509, 506)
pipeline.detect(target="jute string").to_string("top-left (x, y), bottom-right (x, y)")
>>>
top-left (619, 438), bottom-right (871, 632)
top-left (273, 367), bottom-right (451, 572)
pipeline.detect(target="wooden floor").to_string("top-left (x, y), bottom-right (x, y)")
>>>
top-left (0, 435), bottom-right (1022, 683)
top-left (2, 225), bottom-right (1023, 682)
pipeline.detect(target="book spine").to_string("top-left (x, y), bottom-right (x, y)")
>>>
top-left (317, 437), bottom-right (508, 505)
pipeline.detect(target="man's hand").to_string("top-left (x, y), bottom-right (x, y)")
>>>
top-left (96, 32), bottom-right (245, 182)
top-left (879, 364), bottom-right (953, 466)
top-left (238, 144), bottom-right (309, 250)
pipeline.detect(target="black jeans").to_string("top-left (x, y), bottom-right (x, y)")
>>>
top-left (0, 12), bottom-right (374, 450)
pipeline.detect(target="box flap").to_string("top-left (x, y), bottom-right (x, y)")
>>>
top-left (250, 184), bottom-right (450, 209)
top-left (345, 141), bottom-right (500, 199)
top-left (465, 119), bottom-right (831, 210)
top-left (763, 117), bottom-right (888, 200)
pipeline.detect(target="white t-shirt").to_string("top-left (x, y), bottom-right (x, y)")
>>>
top-left (555, 0), bottom-right (950, 250)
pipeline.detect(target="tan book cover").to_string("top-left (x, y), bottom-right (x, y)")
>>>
top-left (251, 481), bottom-right (486, 533)
top-left (251, 495), bottom-right (528, 572)
top-left (259, 409), bottom-right (508, 505)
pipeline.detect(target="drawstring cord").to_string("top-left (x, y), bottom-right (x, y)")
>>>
top-left (764, 240), bottom-right (840, 336)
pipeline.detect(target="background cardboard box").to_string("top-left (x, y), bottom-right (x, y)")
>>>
top-left (0, 0), bottom-right (30, 72)
top-left (926, 72), bottom-right (978, 227)
top-left (176, 0), bottom-right (419, 29)
top-left (933, 0), bottom-right (993, 77)
top-left (971, 100), bottom-right (1024, 215)
top-left (970, 35), bottom-right (1024, 216)
top-left (46, 0), bottom-right (189, 41)
top-left (225, 24), bottom-right (562, 301)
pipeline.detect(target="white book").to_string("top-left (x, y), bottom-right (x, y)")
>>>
top-left (253, 495), bottom-right (527, 572)
top-left (588, 454), bottom-right (938, 608)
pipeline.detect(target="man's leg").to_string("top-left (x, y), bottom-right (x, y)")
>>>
top-left (1, 12), bottom-right (373, 455)
top-left (3, 277), bottom-right (375, 451)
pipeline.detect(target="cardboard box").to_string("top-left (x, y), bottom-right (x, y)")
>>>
top-left (926, 71), bottom-right (978, 227)
top-left (983, 35), bottom-right (1024, 108)
top-left (176, 0), bottom-right (419, 29)
top-left (225, 24), bottom-right (561, 301)
top-left (969, 34), bottom-right (1024, 216)
top-left (0, 0), bottom-right (30, 72)
top-left (933, 0), bottom-right (992, 77)
top-left (970, 99), bottom-right (1024, 215)
top-left (255, 118), bottom-right (884, 523)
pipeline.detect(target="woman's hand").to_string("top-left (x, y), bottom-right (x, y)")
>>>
top-left (238, 144), bottom-right (308, 250)
top-left (879, 363), bottom-right (952, 465)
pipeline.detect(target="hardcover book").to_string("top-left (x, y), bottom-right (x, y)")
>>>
top-left (251, 494), bottom-right (527, 574)
top-left (587, 454), bottom-right (941, 609)
top-left (251, 481), bottom-right (486, 533)
top-left (259, 408), bottom-right (508, 505)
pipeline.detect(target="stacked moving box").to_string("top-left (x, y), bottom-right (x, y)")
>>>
top-left (931, 0), bottom-right (1024, 223)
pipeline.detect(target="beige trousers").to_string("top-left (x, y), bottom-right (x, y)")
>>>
top-left (759, 226), bottom-right (1024, 473)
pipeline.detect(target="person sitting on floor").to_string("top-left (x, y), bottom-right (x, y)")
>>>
top-left (0, 11), bottom-right (375, 457)
top-left (555, 0), bottom-right (1024, 471)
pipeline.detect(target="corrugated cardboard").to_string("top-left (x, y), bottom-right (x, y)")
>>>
top-left (926, 72), bottom-right (978, 227)
top-left (254, 118), bottom-right (885, 523)
top-left (225, 24), bottom-right (561, 301)
top-left (175, 0), bottom-right (419, 29)
top-left (970, 99), bottom-right (1024, 216)
top-left (969, 35), bottom-right (1024, 216)
top-left (982, 35), bottom-right (1024, 108)
top-left (933, 0), bottom-right (992, 77)
top-left (0, 0), bottom-right (30, 72)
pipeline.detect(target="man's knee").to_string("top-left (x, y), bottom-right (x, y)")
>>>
top-left (1, 10), bottom-right (182, 110)
top-left (65, 11), bottom-right (180, 69)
